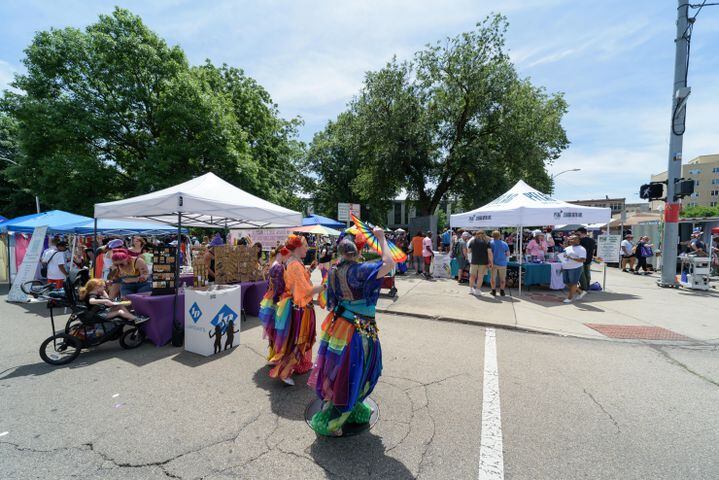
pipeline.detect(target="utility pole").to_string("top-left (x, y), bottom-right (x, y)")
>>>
top-left (659, 1), bottom-right (691, 287)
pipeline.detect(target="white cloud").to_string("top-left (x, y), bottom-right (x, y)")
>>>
top-left (0, 60), bottom-right (20, 93)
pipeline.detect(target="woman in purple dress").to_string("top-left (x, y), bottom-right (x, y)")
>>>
top-left (258, 246), bottom-right (288, 361)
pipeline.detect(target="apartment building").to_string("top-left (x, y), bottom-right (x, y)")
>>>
top-left (564, 197), bottom-right (626, 215)
top-left (650, 154), bottom-right (719, 209)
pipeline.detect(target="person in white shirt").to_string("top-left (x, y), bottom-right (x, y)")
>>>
top-left (46, 240), bottom-right (69, 289)
top-left (620, 234), bottom-right (636, 272)
top-left (560, 235), bottom-right (587, 304)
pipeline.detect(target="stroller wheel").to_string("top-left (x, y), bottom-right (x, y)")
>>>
top-left (40, 334), bottom-right (82, 366)
top-left (120, 328), bottom-right (146, 349)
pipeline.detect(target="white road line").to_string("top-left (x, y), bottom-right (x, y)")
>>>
top-left (479, 327), bottom-right (504, 480)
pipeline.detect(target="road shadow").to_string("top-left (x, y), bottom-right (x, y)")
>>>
top-left (516, 290), bottom-right (639, 309)
top-left (0, 341), bottom-right (180, 380)
top-left (252, 364), bottom-right (315, 420)
top-left (309, 432), bottom-right (414, 479)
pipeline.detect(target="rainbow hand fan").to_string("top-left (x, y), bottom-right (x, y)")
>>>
top-left (350, 213), bottom-right (408, 263)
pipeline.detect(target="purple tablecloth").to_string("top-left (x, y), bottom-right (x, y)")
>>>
top-left (128, 280), bottom-right (269, 346)
top-left (127, 292), bottom-right (185, 347)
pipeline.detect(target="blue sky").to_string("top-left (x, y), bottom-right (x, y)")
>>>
top-left (1, 0), bottom-right (718, 203)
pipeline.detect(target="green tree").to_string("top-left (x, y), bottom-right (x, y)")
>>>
top-left (681, 205), bottom-right (719, 218)
top-left (2, 7), bottom-right (303, 216)
top-left (0, 114), bottom-right (38, 217)
top-left (306, 14), bottom-right (569, 217)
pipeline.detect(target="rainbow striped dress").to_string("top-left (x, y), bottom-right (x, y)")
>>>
top-left (258, 262), bottom-right (286, 360)
top-left (308, 260), bottom-right (384, 435)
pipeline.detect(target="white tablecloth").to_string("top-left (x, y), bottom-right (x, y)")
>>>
top-left (550, 263), bottom-right (565, 290)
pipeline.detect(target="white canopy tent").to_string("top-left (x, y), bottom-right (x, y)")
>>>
top-left (450, 180), bottom-right (611, 295)
top-left (94, 173), bottom-right (302, 341)
top-left (94, 172), bottom-right (302, 229)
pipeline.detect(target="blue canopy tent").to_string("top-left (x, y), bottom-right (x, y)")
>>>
top-left (0, 210), bottom-right (91, 233)
top-left (49, 218), bottom-right (185, 236)
top-left (302, 214), bottom-right (345, 229)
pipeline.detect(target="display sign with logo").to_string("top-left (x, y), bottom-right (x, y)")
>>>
top-left (184, 286), bottom-right (242, 356)
top-left (596, 234), bottom-right (621, 263)
top-left (431, 252), bottom-right (452, 278)
top-left (337, 203), bottom-right (360, 222)
top-left (8, 226), bottom-right (48, 303)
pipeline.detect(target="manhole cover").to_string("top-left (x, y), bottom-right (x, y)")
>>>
top-left (584, 324), bottom-right (691, 340)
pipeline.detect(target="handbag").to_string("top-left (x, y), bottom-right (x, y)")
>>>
top-left (40, 251), bottom-right (58, 278)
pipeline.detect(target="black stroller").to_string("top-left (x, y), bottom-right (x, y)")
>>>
top-left (25, 270), bottom-right (147, 366)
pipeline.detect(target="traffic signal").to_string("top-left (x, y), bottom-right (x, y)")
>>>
top-left (639, 183), bottom-right (664, 200)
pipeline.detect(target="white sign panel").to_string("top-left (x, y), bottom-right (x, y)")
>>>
top-left (230, 229), bottom-right (293, 250)
top-left (431, 252), bottom-right (452, 278)
top-left (337, 203), bottom-right (360, 221)
top-left (596, 234), bottom-right (621, 263)
top-left (8, 226), bottom-right (48, 302)
top-left (185, 286), bottom-right (242, 357)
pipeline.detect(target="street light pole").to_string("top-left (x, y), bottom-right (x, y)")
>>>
top-left (551, 168), bottom-right (581, 180)
top-left (0, 156), bottom-right (41, 214)
top-left (659, 1), bottom-right (690, 287)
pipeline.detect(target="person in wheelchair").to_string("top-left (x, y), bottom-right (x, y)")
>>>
top-left (79, 279), bottom-right (149, 325)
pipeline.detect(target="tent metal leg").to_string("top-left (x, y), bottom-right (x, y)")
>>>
top-left (518, 225), bottom-right (523, 296)
top-left (92, 219), bottom-right (98, 278)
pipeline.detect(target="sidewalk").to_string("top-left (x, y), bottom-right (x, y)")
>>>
top-left (375, 266), bottom-right (719, 344)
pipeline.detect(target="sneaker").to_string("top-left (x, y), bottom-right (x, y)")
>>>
top-left (475, 289), bottom-right (482, 296)
top-left (469, 288), bottom-right (476, 295)
top-left (490, 289), bottom-right (496, 296)
top-left (133, 316), bottom-right (150, 325)
top-left (282, 377), bottom-right (295, 386)
top-left (500, 289), bottom-right (506, 297)
top-left (577, 291), bottom-right (587, 300)
top-left (563, 298), bottom-right (573, 304)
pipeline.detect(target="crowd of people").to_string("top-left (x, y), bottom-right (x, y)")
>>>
top-left (396, 226), bottom-right (600, 302)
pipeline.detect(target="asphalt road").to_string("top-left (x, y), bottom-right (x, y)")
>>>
top-left (0, 297), bottom-right (718, 479)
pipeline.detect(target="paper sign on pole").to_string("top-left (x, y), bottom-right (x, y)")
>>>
top-left (8, 226), bottom-right (48, 302)
top-left (596, 234), bottom-right (621, 263)
top-left (184, 286), bottom-right (242, 356)
top-left (337, 203), bottom-right (360, 222)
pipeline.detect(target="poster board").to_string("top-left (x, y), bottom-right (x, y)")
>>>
top-left (8, 226), bottom-right (47, 302)
top-left (185, 286), bottom-right (242, 356)
top-left (431, 252), bottom-right (452, 278)
top-left (596, 234), bottom-right (621, 263)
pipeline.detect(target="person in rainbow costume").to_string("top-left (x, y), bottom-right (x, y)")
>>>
top-left (269, 235), bottom-right (323, 386)
top-left (258, 245), bottom-right (289, 361)
top-left (309, 226), bottom-right (396, 436)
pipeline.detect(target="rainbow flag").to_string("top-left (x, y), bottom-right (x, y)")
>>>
top-left (350, 213), bottom-right (407, 263)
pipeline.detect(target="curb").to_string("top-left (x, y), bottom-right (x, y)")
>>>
top-left (375, 307), bottom-right (718, 347)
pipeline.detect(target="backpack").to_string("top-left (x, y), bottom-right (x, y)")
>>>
top-left (640, 245), bottom-right (653, 257)
top-left (40, 251), bottom-right (59, 278)
top-left (452, 241), bottom-right (463, 258)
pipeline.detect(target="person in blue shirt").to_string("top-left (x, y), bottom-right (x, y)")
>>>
top-left (441, 228), bottom-right (452, 252)
top-left (490, 230), bottom-right (510, 297)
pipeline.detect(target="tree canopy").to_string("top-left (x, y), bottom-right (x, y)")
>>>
top-left (304, 14), bottom-right (569, 219)
top-left (1, 7), bottom-right (303, 217)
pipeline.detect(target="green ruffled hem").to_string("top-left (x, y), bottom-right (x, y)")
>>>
top-left (347, 401), bottom-right (372, 424)
top-left (310, 401), bottom-right (372, 436)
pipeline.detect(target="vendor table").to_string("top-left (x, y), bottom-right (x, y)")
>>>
top-left (128, 280), bottom-right (269, 346)
top-left (508, 261), bottom-right (564, 290)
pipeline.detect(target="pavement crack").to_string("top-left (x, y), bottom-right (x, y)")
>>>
top-left (650, 346), bottom-right (719, 388)
top-left (583, 388), bottom-right (621, 434)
